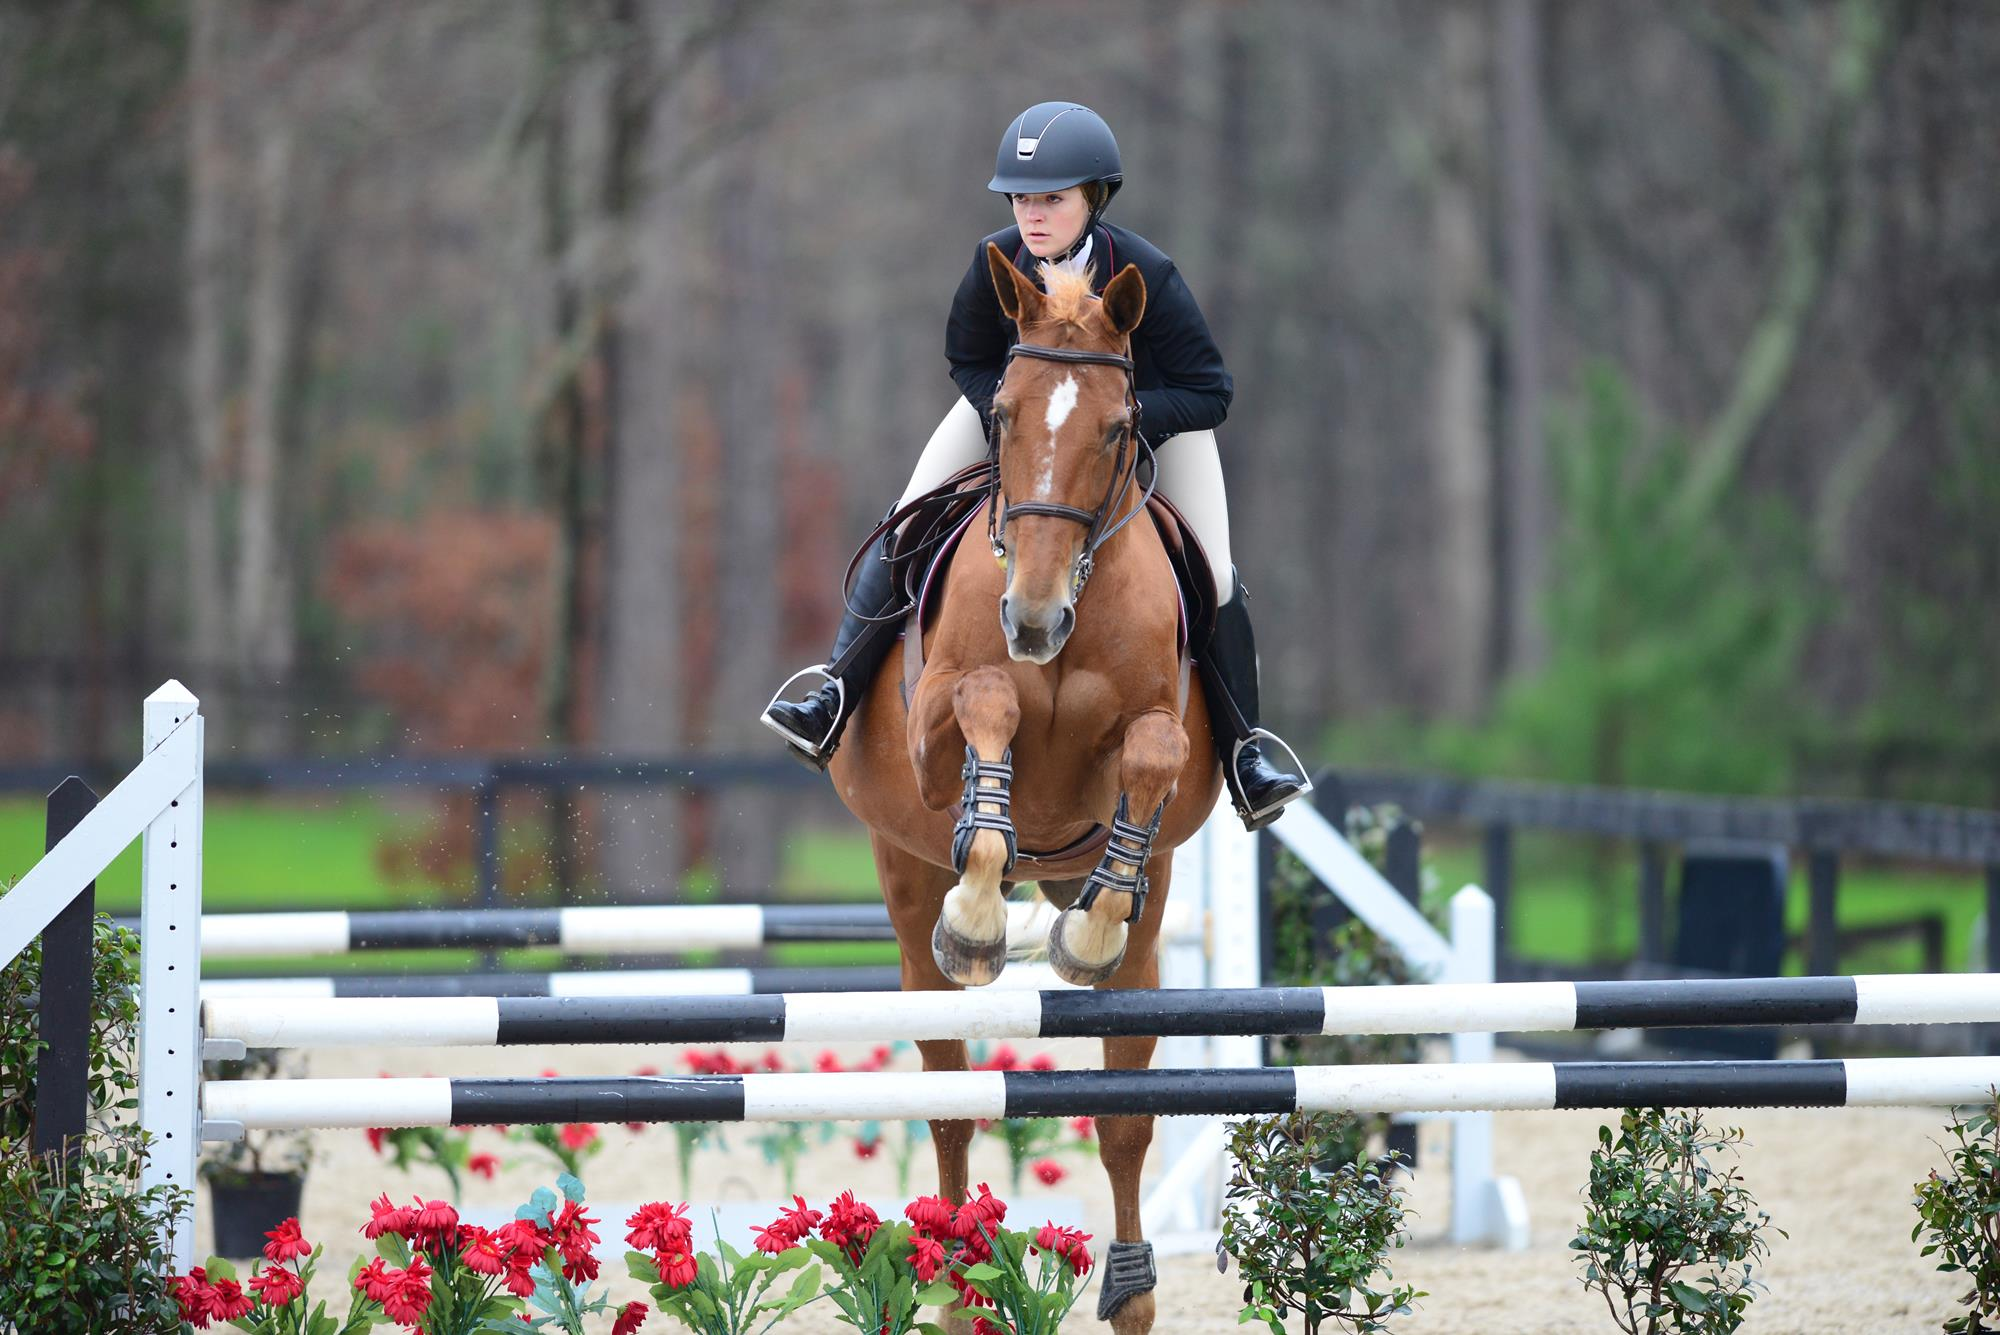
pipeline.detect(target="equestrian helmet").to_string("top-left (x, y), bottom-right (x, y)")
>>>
top-left (988, 101), bottom-right (1124, 206)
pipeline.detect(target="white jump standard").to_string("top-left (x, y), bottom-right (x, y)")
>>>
top-left (199, 973), bottom-right (2000, 1049)
top-left (205, 1057), bottom-right (2000, 1130)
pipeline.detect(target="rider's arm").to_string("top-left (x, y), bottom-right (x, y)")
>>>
top-left (945, 242), bottom-right (1011, 426)
top-left (1134, 263), bottom-right (1234, 444)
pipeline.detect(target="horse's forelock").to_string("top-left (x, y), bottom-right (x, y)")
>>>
top-left (1033, 262), bottom-right (1105, 331)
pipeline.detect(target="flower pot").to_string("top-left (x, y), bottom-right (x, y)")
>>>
top-left (207, 1171), bottom-right (304, 1258)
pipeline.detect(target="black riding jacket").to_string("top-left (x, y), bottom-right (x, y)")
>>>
top-left (945, 222), bottom-right (1233, 447)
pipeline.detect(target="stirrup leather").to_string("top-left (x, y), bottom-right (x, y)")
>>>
top-left (1075, 794), bottom-right (1166, 924)
top-left (951, 746), bottom-right (1018, 875)
top-left (1227, 727), bottom-right (1314, 830)
top-left (759, 664), bottom-right (845, 759)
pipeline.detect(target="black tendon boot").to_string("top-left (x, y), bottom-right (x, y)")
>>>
top-left (760, 537), bottom-right (904, 770)
top-left (1198, 572), bottom-right (1312, 830)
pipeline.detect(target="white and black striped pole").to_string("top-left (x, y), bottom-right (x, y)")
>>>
top-left (203, 1057), bottom-right (2000, 1130)
top-left (200, 973), bottom-right (2000, 1049)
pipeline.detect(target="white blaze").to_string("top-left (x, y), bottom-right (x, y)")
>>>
top-left (1033, 374), bottom-right (1078, 498)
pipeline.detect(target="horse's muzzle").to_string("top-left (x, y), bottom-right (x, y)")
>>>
top-left (1000, 593), bottom-right (1075, 665)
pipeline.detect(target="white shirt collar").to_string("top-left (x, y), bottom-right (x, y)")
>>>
top-left (1053, 230), bottom-right (1094, 277)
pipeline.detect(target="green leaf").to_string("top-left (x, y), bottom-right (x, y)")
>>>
top-left (916, 1281), bottom-right (961, 1306)
top-left (556, 1171), bottom-right (586, 1203)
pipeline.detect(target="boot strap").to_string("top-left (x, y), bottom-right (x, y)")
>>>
top-left (951, 746), bottom-right (1018, 875)
top-left (1076, 794), bottom-right (1165, 923)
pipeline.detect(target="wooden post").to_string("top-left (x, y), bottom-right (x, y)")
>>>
top-left (1808, 850), bottom-right (1841, 978)
top-left (32, 777), bottom-right (97, 1163)
top-left (1387, 822), bottom-right (1422, 906)
top-left (1637, 841), bottom-right (1667, 966)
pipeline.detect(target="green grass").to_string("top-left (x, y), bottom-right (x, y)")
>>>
top-left (7, 796), bottom-right (1981, 978)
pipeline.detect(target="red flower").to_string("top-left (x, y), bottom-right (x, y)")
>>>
top-left (625, 1121), bottom-right (646, 1134)
top-left (540, 1067), bottom-right (560, 1078)
top-left (982, 1044), bottom-right (1019, 1071)
top-left (169, 1269), bottom-right (216, 1328)
top-left (853, 1135), bottom-right (881, 1160)
top-left (248, 1263), bottom-right (304, 1306)
top-left (262, 1217), bottom-right (310, 1263)
top-left (904, 1194), bottom-right (954, 1234)
top-left (459, 1225), bottom-right (507, 1276)
top-left (1032, 1223), bottom-right (1094, 1275)
top-left (612, 1301), bottom-right (650, 1335)
top-left (625, 1201), bottom-right (692, 1254)
top-left (366, 1126), bottom-right (387, 1154)
top-left (355, 1257), bottom-right (396, 1303)
top-left (973, 1318), bottom-right (1012, 1335)
top-left (362, 1192), bottom-right (415, 1240)
top-left (953, 1183), bottom-right (1007, 1241)
top-left (412, 1197), bottom-right (460, 1245)
top-left (559, 1123), bottom-right (599, 1151)
top-left (815, 1050), bottom-right (844, 1073)
top-left (494, 1216), bottom-right (550, 1262)
top-left (867, 1044), bottom-right (892, 1070)
top-left (820, 1190), bottom-right (881, 1262)
top-left (778, 1194), bottom-right (823, 1237)
top-left (1028, 1052), bottom-right (1057, 1072)
top-left (1032, 1158), bottom-right (1067, 1187)
top-left (760, 1050), bottom-right (784, 1072)
top-left (907, 1233), bottom-right (947, 1283)
top-left (468, 1152), bottom-right (501, 1180)
top-left (381, 1257), bottom-right (434, 1325)
top-left (503, 1256), bottom-right (539, 1298)
top-left (208, 1278), bottom-right (254, 1321)
top-left (655, 1246), bottom-right (699, 1289)
top-left (633, 1064), bottom-right (661, 1077)
top-left (551, 1198), bottom-right (602, 1281)
top-left (1069, 1117), bottom-right (1094, 1141)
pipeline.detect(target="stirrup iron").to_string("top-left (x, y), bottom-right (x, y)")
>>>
top-left (1076, 794), bottom-right (1166, 924)
top-left (1228, 727), bottom-right (1313, 831)
top-left (759, 664), bottom-right (845, 765)
top-left (951, 745), bottom-right (1018, 875)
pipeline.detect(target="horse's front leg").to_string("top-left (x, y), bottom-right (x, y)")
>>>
top-left (1093, 877), bottom-right (1168, 1335)
top-left (1050, 709), bottom-right (1186, 986)
top-left (914, 665), bottom-right (1021, 986)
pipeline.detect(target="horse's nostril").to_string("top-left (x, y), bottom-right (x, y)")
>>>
top-left (1057, 606), bottom-right (1076, 640)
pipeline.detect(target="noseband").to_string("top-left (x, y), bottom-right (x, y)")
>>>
top-left (985, 342), bottom-right (1157, 600)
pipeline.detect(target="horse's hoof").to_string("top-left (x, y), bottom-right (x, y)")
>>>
top-left (932, 915), bottom-right (1007, 987)
top-left (1048, 907), bottom-right (1126, 987)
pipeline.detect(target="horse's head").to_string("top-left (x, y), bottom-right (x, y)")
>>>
top-left (983, 240), bottom-right (1148, 664)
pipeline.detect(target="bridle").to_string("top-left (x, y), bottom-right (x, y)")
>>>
top-left (985, 341), bottom-right (1157, 600)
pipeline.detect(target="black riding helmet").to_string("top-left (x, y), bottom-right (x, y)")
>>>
top-left (988, 102), bottom-right (1123, 265)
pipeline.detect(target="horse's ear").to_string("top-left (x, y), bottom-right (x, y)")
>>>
top-left (1101, 262), bottom-right (1147, 336)
top-left (987, 241), bottom-right (1044, 325)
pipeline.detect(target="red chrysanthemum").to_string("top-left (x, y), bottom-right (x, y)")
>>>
top-left (459, 1225), bottom-right (506, 1276)
top-left (972, 1318), bottom-right (1012, 1335)
top-left (559, 1122), bottom-right (599, 1151)
top-left (262, 1216), bottom-right (311, 1263)
top-left (904, 1194), bottom-right (954, 1234)
top-left (169, 1269), bottom-right (216, 1328)
top-left (633, 1064), bottom-right (661, 1077)
top-left (1032, 1158), bottom-right (1066, 1186)
top-left (1032, 1223), bottom-right (1094, 1275)
top-left (655, 1246), bottom-right (699, 1289)
top-left (814, 1050), bottom-right (844, 1073)
top-left (468, 1151), bottom-right (500, 1180)
top-left (412, 1198), bottom-right (460, 1245)
top-left (907, 1233), bottom-right (947, 1283)
top-left (365, 1126), bottom-right (387, 1154)
top-left (1069, 1116), bottom-right (1094, 1141)
top-left (354, 1257), bottom-right (396, 1303)
top-left (248, 1263), bottom-right (304, 1307)
top-left (1029, 1052), bottom-right (1058, 1072)
top-left (625, 1201), bottom-right (692, 1255)
top-left (208, 1278), bottom-right (254, 1321)
top-left (820, 1189), bottom-right (881, 1262)
top-left (362, 1192), bottom-right (415, 1240)
top-left (853, 1135), bottom-right (881, 1160)
top-left (611, 1301), bottom-right (650, 1335)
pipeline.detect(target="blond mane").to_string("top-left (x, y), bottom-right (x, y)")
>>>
top-left (1034, 262), bottom-right (1101, 328)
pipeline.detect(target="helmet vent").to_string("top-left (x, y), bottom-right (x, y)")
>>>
top-left (1015, 136), bottom-right (1039, 159)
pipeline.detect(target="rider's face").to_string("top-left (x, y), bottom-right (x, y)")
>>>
top-left (1011, 189), bottom-right (1090, 259)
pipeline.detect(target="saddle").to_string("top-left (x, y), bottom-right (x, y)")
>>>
top-left (870, 464), bottom-right (1220, 875)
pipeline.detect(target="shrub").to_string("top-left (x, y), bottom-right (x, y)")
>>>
top-left (1219, 1112), bottom-right (1422, 1334)
top-left (1571, 1107), bottom-right (1780, 1334)
top-left (1912, 1093), bottom-right (2000, 1333)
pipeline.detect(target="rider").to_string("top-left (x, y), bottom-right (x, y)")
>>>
top-left (762, 101), bottom-right (1310, 831)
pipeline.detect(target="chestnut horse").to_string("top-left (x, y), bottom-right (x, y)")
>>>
top-left (827, 244), bottom-right (1222, 1333)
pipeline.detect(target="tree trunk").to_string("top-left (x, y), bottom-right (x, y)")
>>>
top-left (183, 0), bottom-right (230, 688)
top-left (235, 116), bottom-right (298, 752)
top-left (1426, 0), bottom-right (1496, 718)
top-left (1495, 0), bottom-right (1549, 678)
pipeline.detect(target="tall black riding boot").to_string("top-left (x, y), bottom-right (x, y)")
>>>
top-left (760, 537), bottom-right (904, 771)
top-left (1198, 572), bottom-right (1312, 830)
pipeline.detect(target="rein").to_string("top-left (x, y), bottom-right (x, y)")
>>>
top-left (985, 341), bottom-right (1156, 600)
